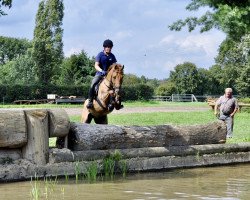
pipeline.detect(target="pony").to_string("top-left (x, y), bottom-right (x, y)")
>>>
top-left (81, 63), bottom-right (124, 124)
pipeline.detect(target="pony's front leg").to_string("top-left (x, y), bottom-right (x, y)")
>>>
top-left (94, 115), bottom-right (108, 124)
top-left (81, 102), bottom-right (93, 123)
top-left (114, 95), bottom-right (124, 110)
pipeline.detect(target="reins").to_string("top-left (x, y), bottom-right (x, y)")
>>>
top-left (95, 65), bottom-right (123, 111)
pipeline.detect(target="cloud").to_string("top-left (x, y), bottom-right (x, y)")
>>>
top-left (175, 32), bottom-right (225, 57)
top-left (113, 31), bottom-right (133, 41)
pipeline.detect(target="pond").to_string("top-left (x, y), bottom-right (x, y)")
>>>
top-left (1, 163), bottom-right (250, 200)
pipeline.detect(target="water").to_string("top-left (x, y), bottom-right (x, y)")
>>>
top-left (1, 164), bottom-right (250, 200)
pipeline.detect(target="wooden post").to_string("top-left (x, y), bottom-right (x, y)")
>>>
top-left (22, 110), bottom-right (49, 165)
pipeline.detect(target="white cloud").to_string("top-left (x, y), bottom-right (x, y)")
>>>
top-left (160, 35), bottom-right (175, 45)
top-left (113, 31), bottom-right (133, 41)
top-left (176, 32), bottom-right (225, 57)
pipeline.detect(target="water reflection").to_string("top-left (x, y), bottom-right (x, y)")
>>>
top-left (0, 164), bottom-right (250, 200)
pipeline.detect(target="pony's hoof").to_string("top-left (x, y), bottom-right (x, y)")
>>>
top-left (116, 104), bottom-right (124, 110)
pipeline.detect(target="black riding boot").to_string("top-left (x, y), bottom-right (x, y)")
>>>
top-left (86, 99), bottom-right (93, 109)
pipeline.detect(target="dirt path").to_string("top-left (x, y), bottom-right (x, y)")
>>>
top-left (64, 106), bottom-right (210, 116)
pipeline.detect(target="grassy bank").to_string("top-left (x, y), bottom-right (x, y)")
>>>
top-left (0, 101), bottom-right (249, 143)
top-left (0, 100), bottom-right (207, 108)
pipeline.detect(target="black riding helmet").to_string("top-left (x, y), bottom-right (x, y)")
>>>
top-left (103, 39), bottom-right (113, 48)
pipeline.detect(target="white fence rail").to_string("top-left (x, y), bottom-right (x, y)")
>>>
top-left (151, 94), bottom-right (221, 102)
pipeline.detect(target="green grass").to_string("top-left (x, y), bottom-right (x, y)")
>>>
top-left (0, 103), bottom-right (83, 109)
top-left (0, 101), bottom-right (207, 108)
top-left (121, 101), bottom-right (207, 107)
top-left (1, 101), bottom-right (249, 143)
top-left (70, 110), bottom-right (216, 126)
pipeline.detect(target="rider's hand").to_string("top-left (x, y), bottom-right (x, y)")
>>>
top-left (101, 70), bottom-right (107, 76)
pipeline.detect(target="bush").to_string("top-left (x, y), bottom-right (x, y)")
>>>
top-left (239, 97), bottom-right (250, 103)
top-left (0, 84), bottom-right (90, 103)
top-left (0, 83), bottom-right (154, 103)
top-left (122, 84), bottom-right (154, 101)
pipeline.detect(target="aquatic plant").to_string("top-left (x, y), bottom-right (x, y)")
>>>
top-left (103, 156), bottom-right (116, 178)
top-left (85, 161), bottom-right (98, 182)
top-left (119, 159), bottom-right (127, 178)
top-left (102, 150), bottom-right (127, 179)
top-left (30, 174), bottom-right (40, 200)
top-left (75, 161), bottom-right (81, 183)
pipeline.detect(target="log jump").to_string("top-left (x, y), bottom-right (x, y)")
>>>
top-left (67, 121), bottom-right (227, 151)
top-left (1, 109), bottom-right (250, 182)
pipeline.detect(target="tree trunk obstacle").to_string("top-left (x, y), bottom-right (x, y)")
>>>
top-left (1, 109), bottom-right (250, 182)
top-left (0, 109), bottom-right (70, 165)
top-left (68, 121), bottom-right (227, 151)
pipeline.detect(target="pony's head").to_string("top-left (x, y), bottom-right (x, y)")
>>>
top-left (107, 63), bottom-right (124, 108)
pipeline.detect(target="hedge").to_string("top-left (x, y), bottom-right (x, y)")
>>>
top-left (0, 83), bottom-right (154, 103)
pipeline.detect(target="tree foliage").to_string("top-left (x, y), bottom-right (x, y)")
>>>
top-left (32, 0), bottom-right (64, 86)
top-left (0, 0), bottom-right (12, 16)
top-left (169, 62), bottom-right (200, 94)
top-left (155, 81), bottom-right (176, 96)
top-left (57, 51), bottom-right (95, 85)
top-left (0, 36), bottom-right (32, 65)
top-left (169, 0), bottom-right (250, 40)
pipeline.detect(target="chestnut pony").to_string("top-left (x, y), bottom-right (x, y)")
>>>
top-left (81, 63), bottom-right (124, 124)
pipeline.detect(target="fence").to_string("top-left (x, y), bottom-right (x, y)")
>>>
top-left (151, 94), bottom-right (221, 102)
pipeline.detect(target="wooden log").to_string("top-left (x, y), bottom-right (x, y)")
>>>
top-left (68, 121), bottom-right (227, 151)
top-left (22, 110), bottom-right (49, 165)
top-left (48, 109), bottom-right (70, 137)
top-left (0, 110), bottom-right (27, 148)
top-left (0, 149), bottom-right (22, 164)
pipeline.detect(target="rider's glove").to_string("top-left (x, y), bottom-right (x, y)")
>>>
top-left (101, 70), bottom-right (107, 76)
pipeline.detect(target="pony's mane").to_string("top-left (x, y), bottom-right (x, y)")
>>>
top-left (108, 63), bottom-right (124, 73)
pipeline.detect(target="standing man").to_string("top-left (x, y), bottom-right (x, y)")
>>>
top-left (86, 39), bottom-right (117, 109)
top-left (214, 88), bottom-right (239, 138)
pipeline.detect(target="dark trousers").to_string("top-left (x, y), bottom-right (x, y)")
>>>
top-left (88, 75), bottom-right (102, 101)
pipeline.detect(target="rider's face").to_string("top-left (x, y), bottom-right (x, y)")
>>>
top-left (104, 46), bottom-right (112, 54)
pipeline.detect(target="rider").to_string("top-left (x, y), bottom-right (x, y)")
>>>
top-left (86, 39), bottom-right (117, 109)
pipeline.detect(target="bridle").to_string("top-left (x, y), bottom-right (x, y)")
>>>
top-left (104, 65), bottom-right (123, 98)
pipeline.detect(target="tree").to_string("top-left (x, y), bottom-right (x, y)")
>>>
top-left (169, 62), bottom-right (199, 94)
top-left (213, 34), bottom-right (250, 95)
top-left (123, 74), bottom-right (142, 86)
top-left (0, 49), bottom-right (37, 85)
top-left (57, 51), bottom-right (95, 85)
top-left (169, 0), bottom-right (250, 40)
top-left (0, 0), bottom-right (12, 16)
top-left (235, 34), bottom-right (250, 95)
top-left (207, 64), bottom-right (225, 94)
top-left (32, 0), bottom-right (64, 87)
top-left (155, 81), bottom-right (176, 96)
top-left (0, 36), bottom-right (32, 65)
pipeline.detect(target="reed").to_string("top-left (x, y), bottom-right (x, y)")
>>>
top-left (85, 161), bottom-right (98, 182)
top-left (74, 161), bottom-right (81, 183)
top-left (119, 159), bottom-right (127, 178)
top-left (30, 175), bottom-right (40, 200)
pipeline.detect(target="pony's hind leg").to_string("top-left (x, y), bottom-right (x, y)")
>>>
top-left (94, 115), bottom-right (108, 124)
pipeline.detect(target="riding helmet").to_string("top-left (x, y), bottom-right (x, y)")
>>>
top-left (103, 39), bottom-right (113, 48)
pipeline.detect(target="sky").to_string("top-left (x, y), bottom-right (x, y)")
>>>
top-left (0, 0), bottom-right (226, 79)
